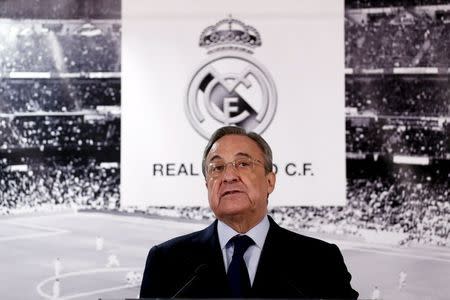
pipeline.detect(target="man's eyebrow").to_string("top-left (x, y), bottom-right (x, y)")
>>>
top-left (207, 152), bottom-right (252, 162)
top-left (235, 152), bottom-right (252, 159)
top-left (208, 155), bottom-right (223, 162)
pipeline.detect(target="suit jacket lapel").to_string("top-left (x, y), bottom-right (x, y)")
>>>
top-left (251, 216), bottom-right (309, 298)
top-left (251, 216), bottom-right (280, 295)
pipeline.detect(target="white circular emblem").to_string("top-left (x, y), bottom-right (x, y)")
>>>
top-left (186, 51), bottom-right (277, 139)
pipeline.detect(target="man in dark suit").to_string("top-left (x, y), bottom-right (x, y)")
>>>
top-left (140, 126), bottom-right (358, 299)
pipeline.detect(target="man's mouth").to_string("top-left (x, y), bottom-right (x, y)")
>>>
top-left (221, 190), bottom-right (243, 197)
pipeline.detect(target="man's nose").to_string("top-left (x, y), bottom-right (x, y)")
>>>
top-left (222, 163), bottom-right (239, 182)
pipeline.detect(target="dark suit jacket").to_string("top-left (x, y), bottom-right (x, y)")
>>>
top-left (140, 216), bottom-right (358, 299)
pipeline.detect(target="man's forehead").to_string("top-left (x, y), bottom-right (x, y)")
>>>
top-left (207, 135), bottom-right (263, 160)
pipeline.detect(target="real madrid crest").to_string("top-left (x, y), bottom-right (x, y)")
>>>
top-left (185, 16), bottom-right (277, 139)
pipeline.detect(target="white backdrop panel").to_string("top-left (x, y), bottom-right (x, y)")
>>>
top-left (122, 0), bottom-right (345, 207)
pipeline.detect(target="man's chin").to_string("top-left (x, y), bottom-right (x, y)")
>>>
top-left (211, 194), bottom-right (251, 217)
top-left (216, 206), bottom-right (254, 222)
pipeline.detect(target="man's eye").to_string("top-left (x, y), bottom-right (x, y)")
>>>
top-left (211, 165), bottom-right (225, 172)
top-left (237, 160), bottom-right (251, 168)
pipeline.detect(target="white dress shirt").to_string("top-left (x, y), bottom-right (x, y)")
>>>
top-left (217, 215), bottom-right (270, 286)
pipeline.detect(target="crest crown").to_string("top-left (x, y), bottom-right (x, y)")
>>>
top-left (199, 15), bottom-right (261, 54)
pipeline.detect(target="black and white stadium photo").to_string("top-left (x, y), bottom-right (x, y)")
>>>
top-left (0, 0), bottom-right (449, 300)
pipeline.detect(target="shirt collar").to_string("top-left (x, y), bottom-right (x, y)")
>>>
top-left (217, 215), bottom-right (270, 250)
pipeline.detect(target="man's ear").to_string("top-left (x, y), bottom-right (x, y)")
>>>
top-left (266, 172), bottom-right (276, 194)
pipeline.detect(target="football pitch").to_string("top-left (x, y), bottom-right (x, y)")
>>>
top-left (0, 211), bottom-right (448, 300)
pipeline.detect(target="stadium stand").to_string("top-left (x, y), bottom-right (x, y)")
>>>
top-left (0, 115), bottom-right (120, 149)
top-left (0, 79), bottom-right (120, 113)
top-left (346, 0), bottom-right (450, 9)
top-left (346, 76), bottom-right (449, 116)
top-left (345, 4), bottom-right (450, 68)
top-left (0, 0), bottom-right (120, 19)
top-left (346, 118), bottom-right (449, 157)
top-left (0, 157), bottom-right (120, 215)
top-left (0, 1), bottom-right (121, 216)
top-left (0, 22), bottom-right (120, 73)
top-left (340, 1), bottom-right (450, 246)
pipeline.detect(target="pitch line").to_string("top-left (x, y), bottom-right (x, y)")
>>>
top-left (76, 212), bottom-right (207, 230)
top-left (63, 284), bottom-right (137, 300)
top-left (0, 231), bottom-right (69, 242)
top-left (0, 221), bottom-right (69, 242)
top-left (36, 267), bottom-right (143, 299)
top-left (347, 247), bottom-right (450, 263)
top-left (3, 220), bottom-right (69, 233)
top-left (321, 237), bottom-right (450, 260)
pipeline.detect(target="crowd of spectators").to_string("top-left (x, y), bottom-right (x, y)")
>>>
top-left (346, 167), bottom-right (449, 246)
top-left (0, 16), bottom-right (121, 216)
top-left (346, 118), bottom-right (449, 157)
top-left (273, 174), bottom-right (448, 246)
top-left (382, 125), bottom-right (448, 156)
top-left (345, 9), bottom-right (450, 68)
top-left (0, 116), bottom-right (120, 150)
top-left (0, 3), bottom-right (124, 235)
top-left (346, 76), bottom-right (449, 116)
top-left (0, 157), bottom-right (120, 215)
top-left (0, 22), bottom-right (120, 73)
top-left (57, 32), bottom-right (121, 72)
top-left (346, 0), bottom-right (450, 9)
top-left (346, 119), bottom-right (383, 153)
top-left (0, 78), bottom-right (120, 113)
top-left (0, 0), bottom-right (120, 20)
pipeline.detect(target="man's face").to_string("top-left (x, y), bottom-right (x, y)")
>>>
top-left (205, 134), bottom-right (276, 226)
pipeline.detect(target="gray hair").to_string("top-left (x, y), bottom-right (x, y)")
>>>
top-left (202, 126), bottom-right (273, 177)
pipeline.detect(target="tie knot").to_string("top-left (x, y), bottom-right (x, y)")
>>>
top-left (230, 235), bottom-right (254, 257)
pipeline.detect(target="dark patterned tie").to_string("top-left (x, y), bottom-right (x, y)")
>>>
top-left (227, 235), bottom-right (255, 298)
